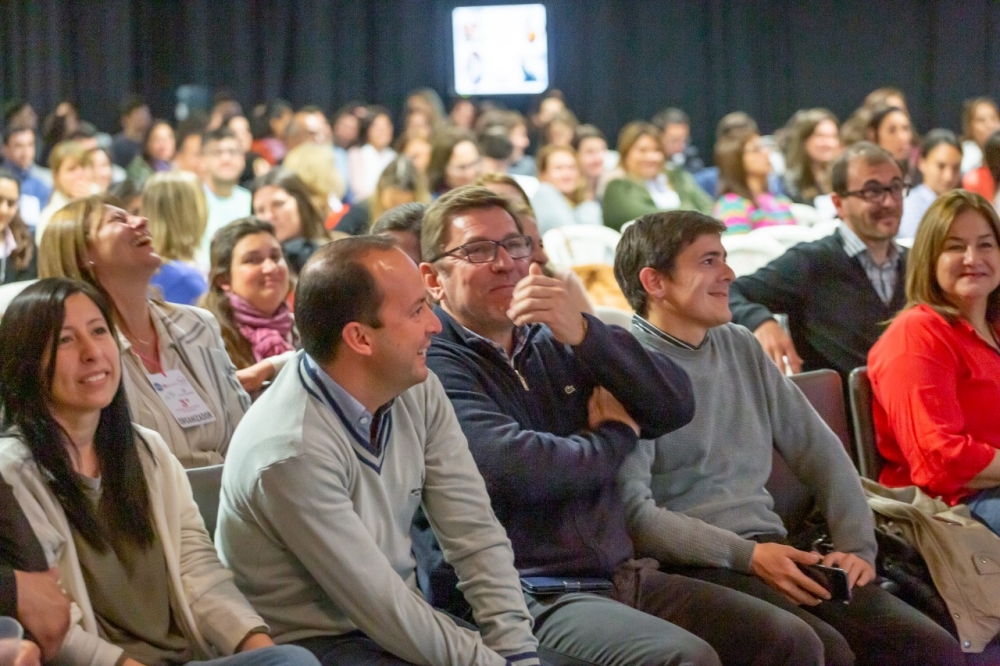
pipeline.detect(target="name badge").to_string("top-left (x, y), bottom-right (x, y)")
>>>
top-left (147, 369), bottom-right (217, 428)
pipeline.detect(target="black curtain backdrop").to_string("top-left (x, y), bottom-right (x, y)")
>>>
top-left (2, 0), bottom-right (999, 159)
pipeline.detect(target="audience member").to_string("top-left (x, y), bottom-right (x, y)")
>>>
top-left (39, 102), bottom-right (81, 166)
top-left (572, 124), bottom-right (608, 202)
top-left (2, 100), bottom-right (38, 133)
top-left (202, 217), bottom-right (295, 394)
top-left (83, 147), bottom-right (115, 193)
top-left (1, 125), bottom-right (51, 228)
top-left (395, 131), bottom-right (432, 174)
top-left (614, 211), bottom-right (965, 666)
top-left (530, 145), bottom-right (602, 232)
top-left (899, 129), bottom-right (963, 240)
top-left (603, 122), bottom-right (713, 230)
top-left (347, 106), bottom-right (396, 201)
top-left (0, 476), bottom-right (71, 664)
top-left (173, 116), bottom-right (207, 178)
top-left (693, 111), bottom-right (782, 196)
top-left (250, 99), bottom-right (293, 166)
top-left (110, 95), bottom-right (151, 168)
top-left (963, 128), bottom-right (1000, 202)
top-left (420, 185), bottom-right (819, 665)
top-left (370, 201), bottom-right (425, 263)
top-left (865, 106), bottom-right (916, 183)
top-left (0, 277), bottom-right (317, 666)
top-left (477, 124), bottom-right (515, 175)
top-left (217, 236), bottom-right (542, 665)
top-left (39, 196), bottom-right (251, 468)
top-left (651, 107), bottom-right (704, 174)
top-left (225, 114), bottom-right (271, 187)
top-left (251, 169), bottom-right (333, 275)
top-left (336, 156), bottom-right (427, 236)
top-left (540, 109), bottom-right (578, 149)
top-left (125, 119), bottom-right (175, 187)
top-left (199, 127), bottom-right (252, 265)
top-left (713, 130), bottom-right (795, 232)
top-left (0, 168), bottom-right (37, 285)
top-left (447, 98), bottom-right (477, 130)
top-left (427, 129), bottom-right (481, 196)
top-left (405, 87), bottom-right (445, 134)
top-left (869, 190), bottom-right (1000, 526)
top-left (781, 109), bottom-right (841, 205)
top-left (281, 142), bottom-right (347, 225)
top-left (729, 142), bottom-right (907, 376)
top-left (841, 87), bottom-right (909, 148)
top-left (106, 179), bottom-right (144, 216)
top-left (959, 98), bottom-right (1000, 175)
top-left (35, 140), bottom-right (90, 242)
top-left (143, 170), bottom-right (209, 304)
top-left (284, 109), bottom-right (329, 153)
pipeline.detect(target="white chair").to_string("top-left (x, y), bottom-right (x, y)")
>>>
top-left (896, 237), bottom-right (914, 248)
top-left (593, 305), bottom-right (633, 328)
top-left (789, 203), bottom-right (822, 228)
top-left (721, 234), bottom-right (786, 277)
top-left (749, 224), bottom-right (821, 250)
top-left (542, 225), bottom-right (622, 269)
top-left (0, 280), bottom-right (36, 318)
top-left (810, 219), bottom-right (841, 239)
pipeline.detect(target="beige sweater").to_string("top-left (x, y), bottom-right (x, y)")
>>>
top-left (0, 426), bottom-right (266, 666)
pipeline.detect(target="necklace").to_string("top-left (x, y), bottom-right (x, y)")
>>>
top-left (126, 323), bottom-right (162, 374)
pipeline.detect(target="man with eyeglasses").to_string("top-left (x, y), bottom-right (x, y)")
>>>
top-left (419, 186), bottom-right (826, 665)
top-left (198, 126), bottom-right (251, 264)
top-left (729, 141), bottom-right (908, 378)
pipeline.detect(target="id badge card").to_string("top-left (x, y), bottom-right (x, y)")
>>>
top-left (148, 369), bottom-right (217, 428)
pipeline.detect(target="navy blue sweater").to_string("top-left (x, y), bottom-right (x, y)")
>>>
top-left (427, 308), bottom-right (694, 578)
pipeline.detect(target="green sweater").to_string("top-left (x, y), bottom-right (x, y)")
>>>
top-left (602, 166), bottom-right (714, 230)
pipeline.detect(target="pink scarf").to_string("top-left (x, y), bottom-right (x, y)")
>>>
top-left (227, 293), bottom-right (296, 362)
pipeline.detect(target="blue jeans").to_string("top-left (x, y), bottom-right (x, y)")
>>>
top-left (965, 486), bottom-right (1000, 537)
top-left (189, 644), bottom-right (319, 666)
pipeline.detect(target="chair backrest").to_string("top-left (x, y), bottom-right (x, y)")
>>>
top-left (766, 369), bottom-right (853, 531)
top-left (788, 203), bottom-right (821, 228)
top-left (592, 305), bottom-right (633, 328)
top-left (0, 279), bottom-right (36, 318)
top-left (749, 224), bottom-right (822, 250)
top-left (848, 366), bottom-right (884, 481)
top-left (542, 225), bottom-right (621, 269)
top-left (720, 234), bottom-right (786, 277)
top-left (186, 464), bottom-right (224, 540)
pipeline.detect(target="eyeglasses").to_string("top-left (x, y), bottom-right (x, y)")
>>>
top-left (431, 235), bottom-right (533, 263)
top-left (842, 180), bottom-right (908, 203)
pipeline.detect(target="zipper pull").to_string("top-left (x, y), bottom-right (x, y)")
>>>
top-left (514, 368), bottom-right (529, 391)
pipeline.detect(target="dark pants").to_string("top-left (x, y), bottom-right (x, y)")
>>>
top-left (683, 566), bottom-right (966, 666)
top-left (526, 558), bottom-right (827, 666)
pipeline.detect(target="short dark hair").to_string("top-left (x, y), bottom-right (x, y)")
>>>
top-left (614, 211), bottom-right (726, 316)
top-left (295, 236), bottom-right (397, 363)
top-left (372, 202), bottom-right (425, 236)
top-left (201, 126), bottom-right (238, 149)
top-left (716, 112), bottom-right (758, 140)
top-left (651, 107), bottom-right (690, 131)
top-left (2, 123), bottom-right (34, 146)
top-left (119, 94), bottom-right (147, 118)
top-left (421, 185), bottom-right (523, 264)
top-left (919, 128), bottom-right (961, 158)
top-left (478, 125), bottom-right (513, 161)
top-left (572, 124), bottom-right (606, 150)
top-left (830, 141), bottom-right (896, 195)
top-left (983, 129), bottom-right (1000, 186)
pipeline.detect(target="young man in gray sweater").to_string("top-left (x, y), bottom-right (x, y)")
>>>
top-left (217, 237), bottom-right (541, 666)
top-left (613, 211), bottom-right (965, 666)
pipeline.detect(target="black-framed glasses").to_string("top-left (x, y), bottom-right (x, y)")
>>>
top-left (431, 235), bottom-right (533, 263)
top-left (842, 180), bottom-right (908, 203)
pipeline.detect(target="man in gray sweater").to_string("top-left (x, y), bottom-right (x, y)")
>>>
top-left (217, 237), bottom-right (541, 666)
top-left (613, 211), bottom-right (965, 666)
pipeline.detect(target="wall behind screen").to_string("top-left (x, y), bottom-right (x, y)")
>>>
top-left (2, 0), bottom-right (998, 156)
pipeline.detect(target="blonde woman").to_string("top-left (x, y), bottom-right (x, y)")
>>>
top-left (35, 141), bottom-right (91, 242)
top-left (143, 171), bottom-right (209, 304)
top-left (281, 142), bottom-right (346, 225)
top-left (335, 156), bottom-right (429, 236)
top-left (38, 196), bottom-right (251, 468)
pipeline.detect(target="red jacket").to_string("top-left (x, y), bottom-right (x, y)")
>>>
top-left (869, 304), bottom-right (1000, 505)
top-left (962, 166), bottom-right (995, 201)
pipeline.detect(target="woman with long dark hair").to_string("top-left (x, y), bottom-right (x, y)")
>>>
top-left (0, 168), bottom-right (37, 285)
top-left (0, 278), bottom-right (318, 666)
top-left (251, 169), bottom-right (333, 276)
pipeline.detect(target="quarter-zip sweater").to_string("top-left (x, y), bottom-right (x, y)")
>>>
top-left (427, 307), bottom-right (695, 577)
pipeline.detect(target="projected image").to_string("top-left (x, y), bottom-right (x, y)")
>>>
top-left (452, 4), bottom-right (549, 96)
